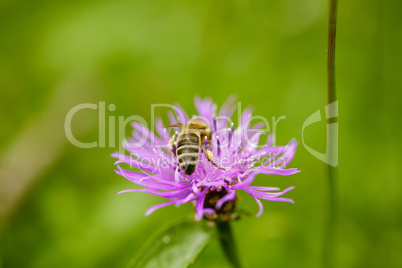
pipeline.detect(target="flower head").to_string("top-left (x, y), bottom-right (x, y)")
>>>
top-left (112, 96), bottom-right (299, 221)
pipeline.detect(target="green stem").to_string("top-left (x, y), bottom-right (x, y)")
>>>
top-left (324, 0), bottom-right (338, 267)
top-left (327, 0), bottom-right (338, 104)
top-left (216, 221), bottom-right (242, 268)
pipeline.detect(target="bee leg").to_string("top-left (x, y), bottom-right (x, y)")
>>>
top-left (167, 133), bottom-right (178, 155)
top-left (203, 146), bottom-right (225, 170)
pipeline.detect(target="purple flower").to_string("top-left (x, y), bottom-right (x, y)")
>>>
top-left (112, 96), bottom-right (299, 221)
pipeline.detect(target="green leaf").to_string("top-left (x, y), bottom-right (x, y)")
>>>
top-left (128, 217), bottom-right (212, 268)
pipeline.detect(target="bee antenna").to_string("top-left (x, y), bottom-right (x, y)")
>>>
top-left (163, 123), bottom-right (183, 128)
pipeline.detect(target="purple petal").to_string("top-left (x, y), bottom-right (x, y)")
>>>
top-left (261, 197), bottom-right (294, 203)
top-left (194, 187), bottom-right (209, 220)
top-left (192, 183), bottom-right (202, 195)
top-left (194, 96), bottom-right (216, 124)
top-left (240, 108), bottom-right (254, 130)
top-left (155, 119), bottom-right (170, 141)
top-left (173, 103), bottom-right (189, 123)
top-left (114, 156), bottom-right (158, 173)
top-left (145, 199), bottom-right (181, 216)
top-left (231, 173), bottom-right (257, 190)
top-left (253, 196), bottom-right (264, 217)
top-left (254, 167), bottom-right (300, 176)
top-left (248, 186), bottom-right (295, 199)
top-left (242, 131), bottom-right (265, 154)
top-left (247, 186), bottom-right (281, 191)
top-left (118, 188), bottom-right (191, 199)
top-left (168, 111), bottom-right (178, 125)
top-left (115, 166), bottom-right (184, 190)
top-left (216, 190), bottom-right (236, 210)
top-left (218, 95), bottom-right (237, 128)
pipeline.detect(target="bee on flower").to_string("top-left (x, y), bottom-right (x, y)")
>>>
top-left (112, 96), bottom-right (299, 222)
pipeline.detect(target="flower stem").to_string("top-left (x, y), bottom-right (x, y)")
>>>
top-left (324, 0), bottom-right (338, 267)
top-left (327, 0), bottom-right (338, 105)
top-left (216, 221), bottom-right (242, 268)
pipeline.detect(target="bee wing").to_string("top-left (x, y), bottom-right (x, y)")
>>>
top-left (163, 123), bottom-right (184, 128)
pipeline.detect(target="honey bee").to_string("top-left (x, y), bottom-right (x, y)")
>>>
top-left (165, 119), bottom-right (224, 175)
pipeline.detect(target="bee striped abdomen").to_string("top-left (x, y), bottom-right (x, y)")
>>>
top-left (176, 133), bottom-right (200, 175)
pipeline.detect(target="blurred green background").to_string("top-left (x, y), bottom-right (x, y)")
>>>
top-left (0, 0), bottom-right (401, 267)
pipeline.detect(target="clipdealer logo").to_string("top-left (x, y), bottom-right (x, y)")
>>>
top-left (64, 101), bottom-right (338, 166)
top-left (302, 101), bottom-right (338, 167)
